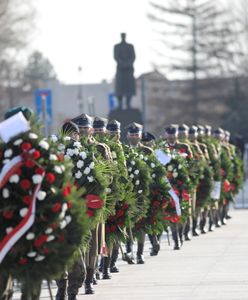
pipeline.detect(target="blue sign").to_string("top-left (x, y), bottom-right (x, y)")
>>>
top-left (35, 89), bottom-right (53, 124)
top-left (108, 93), bottom-right (118, 111)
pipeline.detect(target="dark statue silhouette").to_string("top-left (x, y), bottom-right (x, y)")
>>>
top-left (114, 33), bottom-right (136, 110)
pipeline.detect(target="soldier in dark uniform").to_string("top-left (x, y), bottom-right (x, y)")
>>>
top-left (164, 125), bottom-right (193, 249)
top-left (55, 121), bottom-right (86, 300)
top-left (114, 33), bottom-right (136, 109)
top-left (71, 114), bottom-right (100, 295)
top-left (141, 131), bottom-right (161, 256)
top-left (125, 123), bottom-right (153, 263)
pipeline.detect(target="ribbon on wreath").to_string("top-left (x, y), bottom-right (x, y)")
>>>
top-left (0, 155), bottom-right (45, 263)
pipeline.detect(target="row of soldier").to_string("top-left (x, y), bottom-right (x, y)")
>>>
top-left (0, 108), bottom-right (243, 300)
top-left (54, 114), bottom-right (243, 300)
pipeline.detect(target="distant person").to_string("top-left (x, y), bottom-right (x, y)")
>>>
top-left (114, 33), bottom-right (136, 110)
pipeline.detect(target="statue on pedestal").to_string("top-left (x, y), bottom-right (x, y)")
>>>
top-left (114, 33), bottom-right (136, 110)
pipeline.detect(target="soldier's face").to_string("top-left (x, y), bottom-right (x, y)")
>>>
top-left (79, 127), bottom-right (92, 137)
top-left (127, 132), bottom-right (141, 145)
top-left (108, 132), bottom-right (120, 140)
top-left (93, 128), bottom-right (106, 135)
top-left (142, 140), bottom-right (154, 147)
top-left (189, 133), bottom-right (197, 140)
top-left (71, 132), bottom-right (80, 141)
top-left (166, 133), bottom-right (177, 143)
top-left (178, 131), bottom-right (188, 139)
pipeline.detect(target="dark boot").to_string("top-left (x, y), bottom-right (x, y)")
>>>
top-left (178, 225), bottom-right (184, 246)
top-left (200, 215), bottom-right (208, 234)
top-left (56, 288), bottom-right (66, 300)
top-left (85, 269), bottom-right (95, 295)
top-left (137, 242), bottom-right (145, 264)
top-left (68, 295), bottom-right (78, 300)
top-left (184, 220), bottom-right (191, 241)
top-left (149, 235), bottom-right (160, 256)
top-left (102, 256), bottom-right (111, 279)
top-left (192, 217), bottom-right (200, 236)
top-left (110, 247), bottom-right (119, 273)
top-left (92, 273), bottom-right (98, 285)
top-left (171, 225), bottom-right (180, 250)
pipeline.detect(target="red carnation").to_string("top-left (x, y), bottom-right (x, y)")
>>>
top-left (122, 203), bottom-right (129, 210)
top-left (23, 195), bottom-right (32, 205)
top-left (153, 200), bottom-right (160, 208)
top-left (25, 160), bottom-right (35, 168)
top-left (173, 187), bottom-right (180, 196)
top-left (57, 153), bottom-right (64, 161)
top-left (74, 182), bottom-right (81, 190)
top-left (58, 234), bottom-right (65, 242)
top-left (86, 194), bottom-right (104, 209)
top-left (46, 173), bottom-right (55, 184)
top-left (42, 247), bottom-right (49, 254)
top-left (19, 258), bottom-right (28, 265)
top-left (87, 210), bottom-right (94, 217)
top-left (179, 148), bottom-right (186, 153)
top-left (182, 189), bottom-right (190, 201)
top-left (34, 234), bottom-right (48, 248)
top-left (63, 183), bottom-right (71, 197)
top-left (21, 142), bottom-right (32, 151)
top-left (20, 179), bottom-right (32, 190)
top-left (117, 220), bottom-right (124, 227)
top-left (35, 167), bottom-right (45, 175)
top-left (170, 199), bottom-right (175, 208)
top-left (50, 223), bottom-right (57, 230)
top-left (220, 168), bottom-right (225, 176)
top-left (67, 201), bottom-right (73, 209)
top-left (110, 225), bottom-right (117, 232)
top-left (32, 150), bottom-right (41, 160)
top-left (3, 210), bottom-right (14, 219)
top-left (177, 180), bottom-right (183, 186)
top-left (51, 202), bottom-right (61, 213)
top-left (116, 209), bottom-right (124, 217)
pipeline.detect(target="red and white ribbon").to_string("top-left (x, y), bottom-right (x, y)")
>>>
top-left (0, 156), bottom-right (45, 263)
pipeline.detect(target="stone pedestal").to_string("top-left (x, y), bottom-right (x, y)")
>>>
top-left (108, 108), bottom-right (143, 142)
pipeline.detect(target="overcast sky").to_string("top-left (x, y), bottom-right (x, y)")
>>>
top-left (32, 0), bottom-right (157, 84)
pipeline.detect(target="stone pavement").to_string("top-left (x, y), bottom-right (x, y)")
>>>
top-left (13, 209), bottom-right (248, 300)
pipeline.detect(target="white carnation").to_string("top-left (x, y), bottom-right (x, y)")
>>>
top-left (20, 208), bottom-right (28, 218)
top-left (73, 141), bottom-right (81, 148)
top-left (58, 144), bottom-right (65, 151)
top-left (65, 215), bottom-right (72, 224)
top-left (9, 174), bottom-right (19, 183)
top-left (106, 188), bottom-right (112, 193)
top-left (4, 149), bottom-right (13, 158)
top-left (83, 167), bottom-right (91, 175)
top-left (39, 140), bottom-right (49, 150)
top-left (37, 191), bottom-right (46, 201)
top-left (59, 211), bottom-right (66, 220)
top-left (64, 154), bottom-right (70, 161)
top-left (131, 160), bottom-right (135, 165)
top-left (63, 136), bottom-right (71, 141)
top-left (152, 174), bottom-right (156, 178)
top-left (27, 251), bottom-right (37, 258)
top-left (13, 139), bottom-right (23, 146)
top-left (178, 164), bottom-right (182, 169)
top-left (139, 154), bottom-right (144, 160)
top-left (35, 255), bottom-right (45, 261)
top-left (60, 220), bottom-right (67, 229)
top-left (130, 174), bottom-right (134, 178)
top-left (173, 172), bottom-right (178, 178)
top-left (32, 174), bottom-right (43, 184)
top-left (26, 233), bottom-right (35, 240)
top-left (74, 148), bottom-right (79, 155)
top-left (49, 154), bottom-right (58, 161)
top-left (151, 163), bottom-right (156, 168)
top-left (135, 180), bottom-right (140, 185)
top-left (79, 151), bottom-right (87, 160)
top-left (75, 171), bottom-right (82, 179)
top-left (167, 165), bottom-right (173, 171)
top-left (3, 188), bottom-right (10, 198)
top-left (128, 167), bottom-right (132, 172)
top-left (144, 157), bottom-right (148, 161)
top-left (77, 160), bottom-right (84, 168)
top-left (87, 176), bottom-right (94, 182)
top-left (29, 133), bottom-right (38, 139)
top-left (62, 203), bottom-right (68, 212)
top-left (60, 165), bottom-right (65, 172)
top-left (50, 134), bottom-right (58, 142)
top-left (112, 151), bottom-right (117, 159)
top-left (134, 169), bottom-right (139, 175)
top-left (6, 227), bottom-right (13, 234)
top-left (54, 165), bottom-right (63, 174)
top-left (47, 235), bottom-right (55, 242)
top-left (45, 228), bottom-right (53, 234)
top-left (66, 148), bottom-right (74, 157)
top-left (138, 190), bottom-right (143, 194)
top-left (89, 162), bottom-right (95, 169)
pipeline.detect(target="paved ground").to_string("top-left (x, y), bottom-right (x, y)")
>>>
top-left (13, 209), bottom-right (248, 300)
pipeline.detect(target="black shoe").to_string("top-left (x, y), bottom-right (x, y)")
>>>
top-left (95, 270), bottom-right (100, 280)
top-left (201, 228), bottom-right (208, 234)
top-left (136, 254), bottom-right (145, 264)
top-left (209, 224), bottom-right (215, 232)
top-left (85, 283), bottom-right (94, 295)
top-left (68, 295), bottom-right (78, 300)
top-left (192, 229), bottom-right (200, 236)
top-left (110, 265), bottom-right (119, 273)
top-left (122, 253), bottom-right (135, 264)
top-left (173, 244), bottom-right (180, 250)
top-left (184, 233), bottom-right (191, 241)
top-left (150, 244), bottom-right (160, 256)
top-left (92, 274), bottom-right (98, 285)
top-left (56, 288), bottom-right (66, 300)
top-left (222, 218), bottom-right (227, 225)
top-left (226, 215), bottom-right (232, 220)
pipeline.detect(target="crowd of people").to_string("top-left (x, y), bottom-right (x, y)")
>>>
top-left (0, 106), bottom-right (244, 300)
